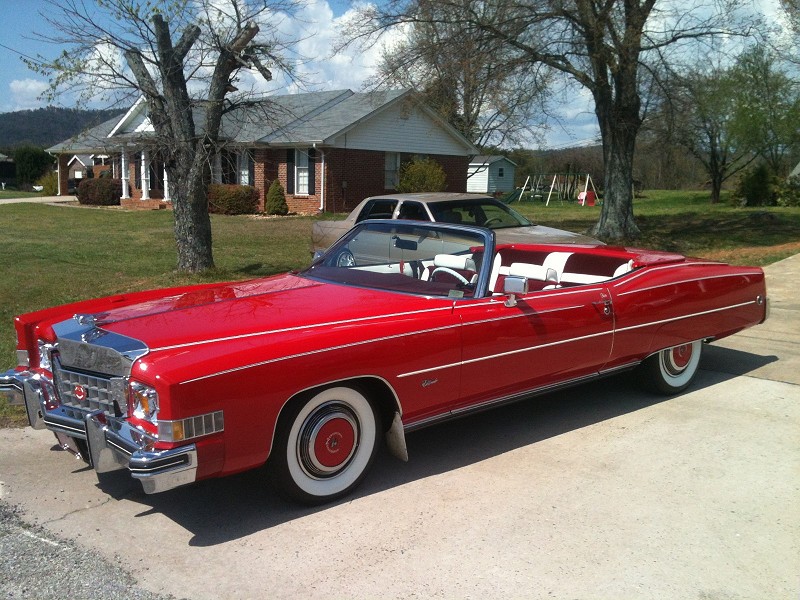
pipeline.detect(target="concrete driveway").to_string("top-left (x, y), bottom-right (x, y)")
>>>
top-left (1, 256), bottom-right (798, 599)
top-left (0, 195), bottom-right (76, 205)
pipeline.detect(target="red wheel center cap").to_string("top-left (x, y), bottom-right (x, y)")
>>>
top-left (313, 418), bottom-right (356, 468)
top-left (672, 344), bottom-right (692, 368)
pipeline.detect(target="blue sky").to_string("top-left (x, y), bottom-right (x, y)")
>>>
top-left (0, 0), bottom-right (360, 112)
top-left (0, 0), bottom-right (786, 149)
top-left (0, 0), bottom-right (602, 147)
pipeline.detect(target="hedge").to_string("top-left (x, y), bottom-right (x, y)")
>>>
top-left (208, 184), bottom-right (260, 215)
top-left (76, 178), bottom-right (122, 206)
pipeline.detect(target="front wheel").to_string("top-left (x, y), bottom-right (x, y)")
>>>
top-left (271, 386), bottom-right (379, 504)
top-left (639, 340), bottom-right (702, 395)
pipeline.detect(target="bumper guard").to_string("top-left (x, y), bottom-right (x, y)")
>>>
top-left (1, 368), bottom-right (197, 494)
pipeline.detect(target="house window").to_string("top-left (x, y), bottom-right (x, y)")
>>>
top-left (498, 167), bottom-right (504, 178)
top-left (218, 150), bottom-right (254, 185)
top-left (239, 151), bottom-right (254, 186)
top-left (286, 148), bottom-right (315, 195)
top-left (221, 150), bottom-right (238, 185)
top-left (385, 152), bottom-right (401, 189)
top-left (295, 149), bottom-right (309, 195)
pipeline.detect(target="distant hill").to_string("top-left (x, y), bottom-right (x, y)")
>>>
top-left (0, 107), bottom-right (124, 150)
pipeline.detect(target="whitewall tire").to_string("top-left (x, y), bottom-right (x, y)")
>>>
top-left (272, 386), bottom-right (378, 504)
top-left (640, 340), bottom-right (703, 395)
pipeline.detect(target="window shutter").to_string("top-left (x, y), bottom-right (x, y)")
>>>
top-left (308, 148), bottom-right (316, 195)
top-left (286, 149), bottom-right (295, 194)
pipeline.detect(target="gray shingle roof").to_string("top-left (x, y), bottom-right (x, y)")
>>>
top-left (47, 114), bottom-right (125, 154)
top-left (47, 88), bottom-right (472, 152)
top-left (470, 155), bottom-right (517, 167)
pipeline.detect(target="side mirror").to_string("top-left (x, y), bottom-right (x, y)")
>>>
top-left (502, 276), bottom-right (528, 307)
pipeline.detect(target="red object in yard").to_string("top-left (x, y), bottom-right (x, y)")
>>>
top-left (578, 191), bottom-right (596, 206)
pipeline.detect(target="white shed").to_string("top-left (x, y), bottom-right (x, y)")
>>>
top-left (467, 155), bottom-right (516, 194)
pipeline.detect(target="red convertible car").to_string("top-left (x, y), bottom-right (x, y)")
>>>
top-left (1, 220), bottom-right (767, 504)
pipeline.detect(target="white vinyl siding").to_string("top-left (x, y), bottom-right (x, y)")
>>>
top-left (467, 164), bottom-right (489, 192)
top-left (468, 158), bottom-right (515, 193)
top-left (332, 103), bottom-right (471, 155)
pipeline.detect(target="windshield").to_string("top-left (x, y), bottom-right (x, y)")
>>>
top-left (429, 199), bottom-right (531, 229)
top-left (302, 221), bottom-right (491, 299)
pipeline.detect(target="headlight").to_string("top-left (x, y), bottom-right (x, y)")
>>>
top-left (37, 340), bottom-right (53, 370)
top-left (129, 381), bottom-right (159, 422)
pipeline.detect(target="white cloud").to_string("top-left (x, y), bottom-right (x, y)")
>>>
top-left (233, 0), bottom-right (404, 94)
top-left (8, 79), bottom-right (48, 110)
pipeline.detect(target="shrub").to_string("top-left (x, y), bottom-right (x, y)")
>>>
top-left (208, 184), bottom-right (260, 215)
top-left (14, 146), bottom-right (53, 187)
top-left (733, 164), bottom-right (776, 207)
top-left (775, 175), bottom-right (800, 207)
top-left (76, 178), bottom-right (122, 205)
top-left (265, 179), bottom-right (289, 215)
top-left (397, 157), bottom-right (446, 193)
top-left (36, 171), bottom-right (58, 196)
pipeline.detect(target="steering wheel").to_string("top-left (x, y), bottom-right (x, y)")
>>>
top-left (430, 267), bottom-right (470, 285)
top-left (483, 217), bottom-right (503, 228)
top-left (335, 250), bottom-right (356, 267)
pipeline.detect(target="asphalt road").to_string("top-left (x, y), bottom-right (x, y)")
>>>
top-left (1, 255), bottom-right (798, 600)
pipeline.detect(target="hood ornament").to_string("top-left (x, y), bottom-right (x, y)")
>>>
top-left (74, 313), bottom-right (109, 326)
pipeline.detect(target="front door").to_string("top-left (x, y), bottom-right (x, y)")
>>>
top-left (455, 284), bottom-right (614, 410)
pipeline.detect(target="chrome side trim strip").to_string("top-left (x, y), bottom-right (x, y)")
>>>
top-left (152, 305), bottom-right (456, 352)
top-left (404, 365), bottom-right (639, 432)
top-left (179, 322), bottom-right (464, 385)
top-left (612, 261), bottom-right (721, 287)
top-left (616, 272), bottom-right (763, 296)
top-left (397, 329), bottom-right (614, 378)
top-left (613, 300), bottom-right (756, 334)
top-left (179, 299), bottom-right (757, 385)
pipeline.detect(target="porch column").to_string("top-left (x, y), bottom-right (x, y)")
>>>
top-left (120, 148), bottom-right (130, 199)
top-left (212, 153), bottom-right (222, 183)
top-left (163, 165), bottom-right (171, 201)
top-left (141, 149), bottom-right (150, 200)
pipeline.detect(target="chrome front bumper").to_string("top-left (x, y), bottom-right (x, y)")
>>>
top-left (1, 368), bottom-right (197, 494)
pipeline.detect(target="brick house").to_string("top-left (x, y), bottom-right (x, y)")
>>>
top-left (47, 89), bottom-right (478, 212)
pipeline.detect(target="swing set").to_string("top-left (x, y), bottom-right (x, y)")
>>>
top-left (515, 173), bottom-right (599, 206)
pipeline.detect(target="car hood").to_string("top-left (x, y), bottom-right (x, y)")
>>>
top-left (87, 273), bottom-right (444, 353)
top-left (495, 225), bottom-right (602, 245)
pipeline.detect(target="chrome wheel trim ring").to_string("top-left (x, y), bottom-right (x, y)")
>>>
top-left (297, 402), bottom-right (360, 479)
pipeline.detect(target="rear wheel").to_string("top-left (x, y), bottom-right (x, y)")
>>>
top-left (640, 340), bottom-right (702, 394)
top-left (271, 386), bottom-right (378, 504)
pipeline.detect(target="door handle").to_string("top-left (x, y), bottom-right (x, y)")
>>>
top-left (593, 299), bottom-right (612, 316)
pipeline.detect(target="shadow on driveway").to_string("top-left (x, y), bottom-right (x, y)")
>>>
top-left (89, 344), bottom-right (777, 547)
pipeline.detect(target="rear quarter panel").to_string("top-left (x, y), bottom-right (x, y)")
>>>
top-left (605, 261), bottom-right (766, 369)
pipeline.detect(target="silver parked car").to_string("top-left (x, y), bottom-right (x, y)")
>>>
top-left (311, 193), bottom-right (600, 254)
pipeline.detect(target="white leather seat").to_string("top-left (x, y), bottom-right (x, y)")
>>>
top-left (508, 263), bottom-right (558, 284)
top-left (542, 251), bottom-right (573, 283)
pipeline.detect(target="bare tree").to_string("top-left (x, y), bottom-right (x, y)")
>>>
top-left (348, 0), bottom-right (752, 239)
top-left (370, 5), bottom-right (551, 149)
top-left (27, 0), bottom-right (302, 272)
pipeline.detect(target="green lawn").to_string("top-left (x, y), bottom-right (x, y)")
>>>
top-left (0, 190), bottom-right (42, 199)
top-left (1, 192), bottom-right (799, 425)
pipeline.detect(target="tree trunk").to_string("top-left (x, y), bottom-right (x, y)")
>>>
top-left (710, 175), bottom-right (722, 204)
top-left (589, 95), bottom-right (642, 240)
top-left (170, 147), bottom-right (214, 272)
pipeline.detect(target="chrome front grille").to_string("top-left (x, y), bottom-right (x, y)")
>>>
top-left (52, 356), bottom-right (127, 417)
